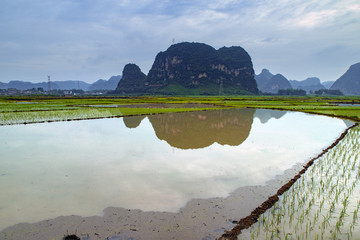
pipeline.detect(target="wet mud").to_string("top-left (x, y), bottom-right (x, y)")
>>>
top-left (0, 164), bottom-right (306, 240)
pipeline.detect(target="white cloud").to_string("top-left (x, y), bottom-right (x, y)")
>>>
top-left (0, 0), bottom-right (359, 82)
top-left (287, 2), bottom-right (360, 29)
top-left (348, 4), bottom-right (360, 11)
top-left (182, 9), bottom-right (230, 28)
top-left (207, 0), bottom-right (240, 9)
top-left (295, 10), bottom-right (338, 28)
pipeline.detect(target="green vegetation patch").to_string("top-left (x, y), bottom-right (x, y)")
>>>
top-left (1, 96), bottom-right (359, 125)
top-left (0, 96), bottom-right (219, 125)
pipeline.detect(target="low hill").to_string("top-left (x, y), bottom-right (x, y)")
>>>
top-left (89, 75), bottom-right (121, 91)
top-left (0, 80), bottom-right (91, 91)
top-left (0, 76), bottom-right (122, 92)
top-left (53, 81), bottom-right (90, 90)
top-left (116, 64), bottom-right (147, 94)
top-left (322, 81), bottom-right (335, 89)
top-left (5, 80), bottom-right (54, 90)
top-left (255, 69), bottom-right (292, 93)
top-left (289, 77), bottom-right (325, 93)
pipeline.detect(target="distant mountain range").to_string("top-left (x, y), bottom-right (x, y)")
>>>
top-left (255, 62), bottom-right (360, 95)
top-left (0, 75), bottom-right (121, 91)
top-left (3, 57), bottom-right (359, 95)
top-left (255, 69), bottom-right (334, 94)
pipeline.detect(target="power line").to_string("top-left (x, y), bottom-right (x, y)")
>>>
top-left (219, 79), bottom-right (224, 95)
top-left (47, 75), bottom-right (51, 93)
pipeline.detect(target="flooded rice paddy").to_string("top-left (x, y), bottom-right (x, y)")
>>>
top-left (240, 125), bottom-right (360, 240)
top-left (0, 109), bottom-right (353, 239)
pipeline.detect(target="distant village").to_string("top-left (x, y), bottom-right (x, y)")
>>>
top-left (0, 88), bottom-right (106, 96)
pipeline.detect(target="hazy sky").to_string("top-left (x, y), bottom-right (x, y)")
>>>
top-left (1, 0), bottom-right (359, 83)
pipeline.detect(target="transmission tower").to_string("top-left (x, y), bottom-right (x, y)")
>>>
top-left (47, 75), bottom-right (51, 93)
top-left (219, 79), bottom-right (224, 95)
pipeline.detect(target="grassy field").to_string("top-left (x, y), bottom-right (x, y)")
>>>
top-left (0, 95), bottom-right (359, 125)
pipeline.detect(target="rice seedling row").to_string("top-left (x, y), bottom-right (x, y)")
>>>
top-left (240, 126), bottom-right (360, 239)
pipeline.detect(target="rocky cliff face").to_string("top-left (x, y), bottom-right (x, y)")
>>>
top-left (145, 42), bottom-right (258, 95)
top-left (116, 64), bottom-right (147, 94)
top-left (331, 62), bottom-right (360, 95)
top-left (90, 75), bottom-right (121, 91)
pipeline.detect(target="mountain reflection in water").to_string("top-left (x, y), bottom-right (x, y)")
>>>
top-left (149, 109), bottom-right (254, 149)
top-left (123, 109), bottom-right (288, 149)
top-left (254, 109), bottom-right (287, 124)
top-left (123, 115), bottom-right (146, 128)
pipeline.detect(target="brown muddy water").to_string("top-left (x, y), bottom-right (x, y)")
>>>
top-left (0, 109), bottom-right (349, 240)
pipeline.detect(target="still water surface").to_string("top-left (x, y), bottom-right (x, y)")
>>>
top-left (0, 109), bottom-right (348, 230)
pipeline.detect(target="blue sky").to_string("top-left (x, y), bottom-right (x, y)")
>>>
top-left (0, 0), bottom-right (359, 83)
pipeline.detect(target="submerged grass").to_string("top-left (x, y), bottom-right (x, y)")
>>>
top-left (1, 95), bottom-right (360, 125)
top-left (0, 107), bottom-right (218, 125)
top-left (0, 96), bottom-right (223, 125)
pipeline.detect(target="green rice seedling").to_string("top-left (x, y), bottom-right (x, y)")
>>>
top-left (339, 208), bottom-right (348, 223)
top-left (276, 212), bottom-right (282, 225)
top-left (353, 201), bottom-right (360, 225)
top-left (315, 233), bottom-right (319, 240)
top-left (329, 183), bottom-right (337, 195)
top-left (319, 198), bottom-right (325, 211)
top-left (238, 125), bottom-right (360, 240)
top-left (348, 179), bottom-right (356, 193)
top-left (334, 188), bottom-right (341, 204)
top-left (322, 213), bottom-right (331, 230)
top-left (350, 221), bottom-right (356, 235)
top-left (352, 208), bottom-right (358, 225)
top-left (331, 230), bottom-right (338, 239)
top-left (285, 233), bottom-right (292, 240)
top-left (250, 229), bottom-right (256, 239)
top-left (264, 218), bottom-right (270, 231)
top-left (294, 220), bottom-right (299, 233)
top-left (289, 210), bottom-right (295, 225)
top-left (342, 195), bottom-right (350, 210)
